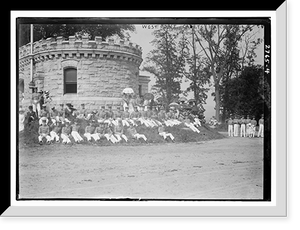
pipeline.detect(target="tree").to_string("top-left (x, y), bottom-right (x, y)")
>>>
top-left (143, 25), bottom-right (187, 105)
top-left (18, 24), bottom-right (135, 47)
top-left (193, 24), bottom-right (256, 121)
top-left (182, 25), bottom-right (211, 108)
top-left (222, 65), bottom-right (265, 118)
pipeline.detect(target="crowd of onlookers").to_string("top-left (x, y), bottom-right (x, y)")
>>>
top-left (19, 100), bottom-right (203, 145)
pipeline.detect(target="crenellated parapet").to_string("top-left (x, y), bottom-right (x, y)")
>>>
top-left (19, 35), bottom-right (143, 70)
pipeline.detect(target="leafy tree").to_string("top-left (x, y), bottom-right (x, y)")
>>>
top-left (193, 24), bottom-right (256, 121)
top-left (18, 24), bottom-right (135, 47)
top-left (222, 65), bottom-right (264, 118)
top-left (143, 25), bottom-right (187, 105)
top-left (182, 25), bottom-right (211, 109)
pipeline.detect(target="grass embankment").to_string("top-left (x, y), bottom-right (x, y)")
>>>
top-left (19, 119), bottom-right (225, 147)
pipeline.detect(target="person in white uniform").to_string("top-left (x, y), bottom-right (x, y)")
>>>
top-left (257, 114), bottom-right (264, 138)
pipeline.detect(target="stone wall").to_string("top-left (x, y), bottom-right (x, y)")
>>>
top-left (19, 36), bottom-right (146, 111)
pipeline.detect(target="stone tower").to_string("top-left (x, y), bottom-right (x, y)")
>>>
top-left (19, 35), bottom-right (149, 110)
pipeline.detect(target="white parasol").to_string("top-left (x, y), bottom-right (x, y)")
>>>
top-left (122, 88), bottom-right (134, 94)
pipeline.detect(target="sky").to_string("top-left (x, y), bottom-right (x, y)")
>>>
top-left (128, 24), bottom-right (264, 120)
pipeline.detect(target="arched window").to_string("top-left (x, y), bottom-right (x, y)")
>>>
top-left (64, 68), bottom-right (77, 94)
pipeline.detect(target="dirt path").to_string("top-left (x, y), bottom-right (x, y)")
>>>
top-left (18, 135), bottom-right (264, 199)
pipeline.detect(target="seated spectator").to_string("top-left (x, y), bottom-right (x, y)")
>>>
top-left (61, 121), bottom-right (72, 144)
top-left (113, 118), bottom-right (128, 143)
top-left (127, 124), bottom-right (147, 142)
top-left (71, 120), bottom-right (84, 143)
top-left (95, 121), bottom-right (109, 142)
top-left (184, 118), bottom-right (200, 133)
top-left (49, 121), bottom-right (61, 143)
top-left (84, 122), bottom-right (99, 142)
top-left (158, 124), bottom-right (175, 142)
top-left (103, 122), bottom-right (118, 143)
top-left (38, 117), bottom-right (51, 144)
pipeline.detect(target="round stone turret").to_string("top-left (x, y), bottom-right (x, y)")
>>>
top-left (18, 36), bottom-right (145, 110)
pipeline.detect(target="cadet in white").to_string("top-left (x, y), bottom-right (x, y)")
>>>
top-left (257, 114), bottom-right (264, 138)
top-left (240, 115), bottom-right (246, 137)
top-left (227, 117), bottom-right (234, 137)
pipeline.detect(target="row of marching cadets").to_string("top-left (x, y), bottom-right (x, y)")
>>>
top-left (227, 114), bottom-right (264, 138)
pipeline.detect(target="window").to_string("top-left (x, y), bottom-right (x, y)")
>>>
top-left (138, 85), bottom-right (142, 97)
top-left (64, 68), bottom-right (77, 94)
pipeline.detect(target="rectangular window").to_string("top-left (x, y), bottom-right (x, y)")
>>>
top-left (64, 68), bottom-right (77, 94)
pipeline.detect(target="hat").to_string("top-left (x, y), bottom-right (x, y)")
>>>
top-left (41, 117), bottom-right (47, 122)
top-left (81, 103), bottom-right (85, 106)
top-left (101, 105), bottom-right (105, 109)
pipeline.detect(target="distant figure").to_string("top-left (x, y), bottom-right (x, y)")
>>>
top-left (113, 118), bottom-right (128, 142)
top-left (71, 120), bottom-right (84, 143)
top-left (38, 117), bottom-right (51, 144)
top-left (227, 116), bottom-right (234, 137)
top-left (49, 121), bottom-right (61, 143)
top-left (84, 122), bottom-right (99, 142)
top-left (128, 94), bottom-right (135, 114)
top-left (245, 115), bottom-right (251, 137)
top-left (240, 115), bottom-right (247, 137)
top-left (61, 122), bottom-right (72, 144)
top-left (95, 121), bottom-right (110, 142)
top-left (25, 105), bottom-right (37, 129)
top-left (127, 124), bottom-right (147, 142)
top-left (158, 124), bottom-right (175, 142)
top-left (250, 117), bottom-right (257, 138)
top-left (233, 116), bottom-right (240, 137)
top-left (31, 87), bottom-right (41, 117)
top-left (104, 123), bottom-right (118, 143)
top-left (78, 103), bottom-right (87, 119)
top-left (257, 114), bottom-right (264, 138)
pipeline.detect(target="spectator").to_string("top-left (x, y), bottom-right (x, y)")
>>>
top-left (127, 124), bottom-right (147, 142)
top-left (61, 121), bottom-right (72, 144)
top-left (158, 124), bottom-right (175, 142)
top-left (38, 117), bottom-right (51, 144)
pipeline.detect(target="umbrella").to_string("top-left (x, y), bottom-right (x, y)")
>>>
top-left (169, 102), bottom-right (179, 108)
top-left (122, 88), bottom-right (134, 94)
top-left (143, 92), bottom-right (154, 100)
top-left (178, 97), bottom-right (187, 102)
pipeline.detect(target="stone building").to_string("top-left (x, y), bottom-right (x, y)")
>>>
top-left (18, 35), bottom-right (150, 111)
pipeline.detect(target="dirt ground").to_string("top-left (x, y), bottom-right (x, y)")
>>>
top-left (18, 134), bottom-right (264, 200)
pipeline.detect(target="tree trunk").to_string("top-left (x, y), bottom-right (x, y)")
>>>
top-left (214, 83), bottom-right (221, 121)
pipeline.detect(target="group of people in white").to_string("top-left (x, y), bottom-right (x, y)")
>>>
top-left (227, 114), bottom-right (264, 138)
top-left (20, 101), bottom-right (203, 145)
